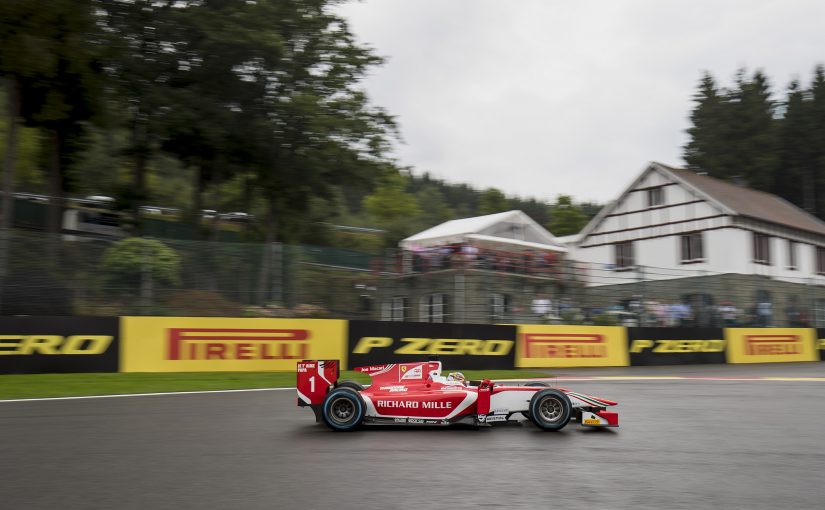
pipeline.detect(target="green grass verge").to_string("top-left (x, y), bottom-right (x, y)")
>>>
top-left (0, 369), bottom-right (553, 400)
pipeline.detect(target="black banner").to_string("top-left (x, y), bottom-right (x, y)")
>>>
top-left (0, 316), bottom-right (119, 374)
top-left (347, 321), bottom-right (516, 370)
top-left (817, 329), bottom-right (825, 361)
top-left (628, 327), bottom-right (726, 366)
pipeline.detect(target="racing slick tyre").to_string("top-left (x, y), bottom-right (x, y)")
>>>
top-left (321, 388), bottom-right (366, 432)
top-left (336, 380), bottom-right (365, 392)
top-left (528, 389), bottom-right (572, 431)
top-left (521, 382), bottom-right (549, 420)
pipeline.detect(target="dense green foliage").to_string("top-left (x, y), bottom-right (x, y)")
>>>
top-left (684, 67), bottom-right (825, 218)
top-left (101, 237), bottom-right (181, 290)
top-left (548, 195), bottom-right (589, 236)
top-left (0, 0), bottom-right (600, 250)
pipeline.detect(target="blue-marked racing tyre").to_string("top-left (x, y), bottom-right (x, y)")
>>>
top-left (321, 388), bottom-right (365, 431)
top-left (528, 389), bottom-right (572, 431)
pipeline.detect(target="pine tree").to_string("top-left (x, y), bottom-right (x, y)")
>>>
top-left (684, 72), bottom-right (727, 175)
top-left (808, 66), bottom-right (825, 217)
top-left (727, 70), bottom-right (778, 191)
top-left (775, 80), bottom-right (814, 212)
top-left (684, 70), bottom-right (779, 192)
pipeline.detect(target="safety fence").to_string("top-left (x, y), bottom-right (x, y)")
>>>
top-left (1, 316), bottom-right (823, 374)
top-left (6, 229), bottom-right (825, 328)
top-left (0, 230), bottom-right (381, 319)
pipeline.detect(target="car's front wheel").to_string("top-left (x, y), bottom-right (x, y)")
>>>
top-left (321, 388), bottom-right (365, 431)
top-left (528, 389), bottom-right (572, 431)
top-left (521, 381), bottom-right (549, 420)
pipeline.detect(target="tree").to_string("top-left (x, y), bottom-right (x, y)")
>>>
top-left (94, 0), bottom-right (183, 233)
top-left (518, 197), bottom-right (550, 226)
top-left (683, 69), bottom-right (778, 193)
top-left (807, 66), bottom-right (825, 217)
top-left (101, 237), bottom-right (181, 292)
top-left (246, 0), bottom-right (397, 245)
top-left (547, 195), bottom-right (588, 236)
top-left (774, 80), bottom-right (814, 212)
top-left (478, 188), bottom-right (509, 215)
top-left (0, 0), bottom-right (56, 230)
top-left (3, 0), bottom-right (106, 233)
top-left (414, 185), bottom-right (454, 230)
top-left (684, 72), bottom-right (727, 176)
top-left (363, 172), bottom-right (421, 247)
top-left (579, 201), bottom-right (603, 220)
top-left (727, 70), bottom-right (778, 191)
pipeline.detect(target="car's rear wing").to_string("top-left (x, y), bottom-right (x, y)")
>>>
top-left (297, 360), bottom-right (339, 406)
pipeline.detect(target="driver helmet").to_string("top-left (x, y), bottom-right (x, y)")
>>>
top-left (447, 372), bottom-right (466, 383)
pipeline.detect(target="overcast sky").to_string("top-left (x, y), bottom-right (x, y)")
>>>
top-left (336, 0), bottom-right (825, 204)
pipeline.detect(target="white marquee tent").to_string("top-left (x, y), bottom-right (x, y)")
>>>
top-left (400, 210), bottom-right (568, 253)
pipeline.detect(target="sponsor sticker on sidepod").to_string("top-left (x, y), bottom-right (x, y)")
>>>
top-left (379, 385), bottom-right (408, 393)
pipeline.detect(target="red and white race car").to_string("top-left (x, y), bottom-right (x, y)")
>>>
top-left (297, 359), bottom-right (618, 431)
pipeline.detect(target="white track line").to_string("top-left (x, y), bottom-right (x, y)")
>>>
top-left (2, 375), bottom-right (824, 403)
top-left (543, 376), bottom-right (825, 382)
top-left (0, 387), bottom-right (295, 403)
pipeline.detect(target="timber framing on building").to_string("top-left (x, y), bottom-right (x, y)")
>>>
top-left (571, 162), bottom-right (825, 327)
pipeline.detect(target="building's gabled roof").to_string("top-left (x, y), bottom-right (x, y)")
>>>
top-left (576, 162), bottom-right (825, 244)
top-left (400, 210), bottom-right (567, 252)
top-left (659, 163), bottom-right (825, 236)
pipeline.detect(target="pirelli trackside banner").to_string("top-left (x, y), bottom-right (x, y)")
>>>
top-left (347, 321), bottom-right (516, 370)
top-left (517, 325), bottom-right (628, 368)
top-left (725, 328), bottom-right (817, 364)
top-left (0, 316), bottom-right (119, 374)
top-left (628, 328), bottom-right (725, 365)
top-left (121, 317), bottom-right (346, 372)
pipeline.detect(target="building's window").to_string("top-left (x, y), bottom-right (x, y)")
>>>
top-left (614, 241), bottom-right (635, 270)
top-left (788, 240), bottom-right (798, 270)
top-left (421, 293), bottom-right (450, 323)
top-left (752, 233), bottom-right (771, 265)
top-left (490, 293), bottom-right (510, 322)
top-left (381, 296), bottom-right (407, 321)
top-left (816, 247), bottom-right (825, 275)
top-left (647, 186), bottom-right (665, 207)
top-left (680, 232), bottom-right (704, 263)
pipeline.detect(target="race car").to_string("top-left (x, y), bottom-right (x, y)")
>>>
top-left (296, 359), bottom-right (618, 431)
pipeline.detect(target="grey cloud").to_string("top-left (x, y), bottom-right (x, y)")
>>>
top-left (339, 0), bottom-right (825, 203)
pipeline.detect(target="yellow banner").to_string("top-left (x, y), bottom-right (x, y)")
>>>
top-left (121, 317), bottom-right (346, 372)
top-left (516, 325), bottom-right (629, 368)
top-left (725, 328), bottom-right (817, 364)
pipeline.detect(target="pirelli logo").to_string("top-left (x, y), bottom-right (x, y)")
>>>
top-left (0, 335), bottom-right (113, 355)
top-left (167, 328), bottom-right (309, 361)
top-left (523, 333), bottom-right (606, 358)
top-left (744, 335), bottom-right (802, 356)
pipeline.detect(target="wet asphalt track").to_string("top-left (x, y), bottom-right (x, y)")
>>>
top-left (2, 363), bottom-right (824, 510)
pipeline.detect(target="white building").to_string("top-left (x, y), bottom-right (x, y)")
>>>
top-left (379, 211), bottom-right (572, 324)
top-left (572, 162), bottom-right (825, 284)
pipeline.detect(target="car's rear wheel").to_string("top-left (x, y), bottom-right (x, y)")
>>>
top-left (521, 382), bottom-right (549, 420)
top-left (321, 388), bottom-right (365, 431)
top-left (528, 389), bottom-right (572, 431)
